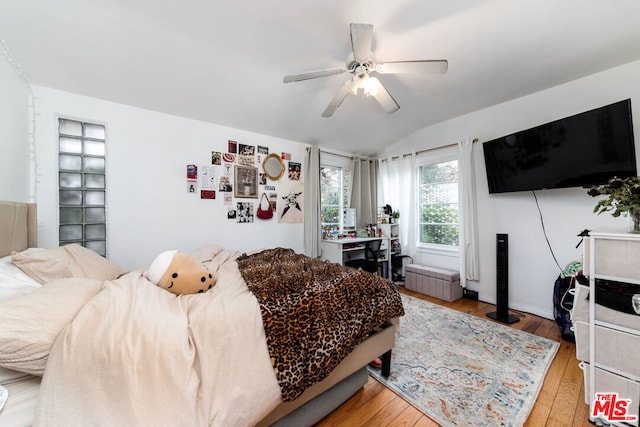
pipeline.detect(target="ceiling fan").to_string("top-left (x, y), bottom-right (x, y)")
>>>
top-left (283, 23), bottom-right (448, 118)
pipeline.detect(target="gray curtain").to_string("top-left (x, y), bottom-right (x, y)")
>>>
top-left (349, 158), bottom-right (378, 228)
top-left (303, 145), bottom-right (321, 258)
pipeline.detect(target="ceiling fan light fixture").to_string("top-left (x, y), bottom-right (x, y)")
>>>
top-left (363, 76), bottom-right (378, 97)
top-left (350, 73), bottom-right (377, 96)
top-left (349, 73), bottom-right (365, 95)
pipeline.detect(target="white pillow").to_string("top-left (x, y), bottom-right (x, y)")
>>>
top-left (0, 271), bottom-right (39, 289)
top-left (0, 274), bottom-right (40, 301)
top-left (0, 250), bottom-right (41, 287)
top-left (0, 251), bottom-right (42, 301)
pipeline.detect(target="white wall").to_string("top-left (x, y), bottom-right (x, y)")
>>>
top-left (0, 52), bottom-right (31, 202)
top-left (380, 60), bottom-right (640, 319)
top-left (32, 86), bottom-right (307, 270)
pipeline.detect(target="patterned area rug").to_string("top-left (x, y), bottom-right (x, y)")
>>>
top-left (368, 294), bottom-right (559, 426)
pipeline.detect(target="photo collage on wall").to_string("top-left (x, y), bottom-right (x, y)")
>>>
top-left (185, 139), bottom-right (303, 224)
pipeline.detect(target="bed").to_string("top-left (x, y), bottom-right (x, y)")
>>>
top-left (0, 200), bottom-right (403, 426)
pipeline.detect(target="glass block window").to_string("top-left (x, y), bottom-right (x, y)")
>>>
top-left (418, 160), bottom-right (459, 247)
top-left (58, 118), bottom-right (107, 256)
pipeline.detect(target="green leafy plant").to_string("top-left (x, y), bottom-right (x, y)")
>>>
top-left (588, 176), bottom-right (640, 217)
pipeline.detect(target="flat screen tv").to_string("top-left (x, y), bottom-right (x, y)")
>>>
top-left (483, 99), bottom-right (637, 194)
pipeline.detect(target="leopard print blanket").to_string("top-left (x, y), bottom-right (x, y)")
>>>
top-left (237, 247), bottom-right (404, 401)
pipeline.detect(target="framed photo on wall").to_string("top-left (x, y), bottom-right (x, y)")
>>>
top-left (234, 165), bottom-right (258, 198)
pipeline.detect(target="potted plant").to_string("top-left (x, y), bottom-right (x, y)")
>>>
top-left (391, 210), bottom-right (400, 224)
top-left (588, 176), bottom-right (640, 233)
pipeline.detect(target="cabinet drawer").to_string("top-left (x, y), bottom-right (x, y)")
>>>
top-left (581, 362), bottom-right (640, 426)
top-left (584, 237), bottom-right (640, 280)
top-left (574, 321), bottom-right (640, 378)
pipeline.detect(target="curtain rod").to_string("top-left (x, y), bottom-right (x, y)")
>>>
top-left (318, 149), bottom-right (352, 159)
top-left (382, 137), bottom-right (478, 162)
top-left (317, 148), bottom-right (375, 161)
top-left (315, 137), bottom-right (478, 161)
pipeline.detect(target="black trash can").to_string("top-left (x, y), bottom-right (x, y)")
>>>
top-left (391, 254), bottom-right (412, 282)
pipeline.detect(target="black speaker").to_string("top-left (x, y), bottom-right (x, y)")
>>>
top-left (487, 233), bottom-right (519, 324)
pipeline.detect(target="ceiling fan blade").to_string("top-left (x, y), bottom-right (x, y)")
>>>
top-left (283, 68), bottom-right (346, 83)
top-left (368, 77), bottom-right (399, 114)
top-left (350, 23), bottom-right (374, 63)
top-left (377, 60), bottom-right (448, 75)
top-left (322, 79), bottom-right (357, 118)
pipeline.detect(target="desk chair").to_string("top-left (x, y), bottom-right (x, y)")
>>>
top-left (344, 239), bottom-right (381, 274)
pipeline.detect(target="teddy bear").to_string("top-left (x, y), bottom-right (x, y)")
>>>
top-left (145, 250), bottom-right (216, 295)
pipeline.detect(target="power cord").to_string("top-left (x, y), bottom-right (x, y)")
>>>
top-left (531, 191), bottom-right (564, 276)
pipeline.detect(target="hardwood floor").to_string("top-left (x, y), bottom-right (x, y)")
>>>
top-left (314, 288), bottom-right (592, 427)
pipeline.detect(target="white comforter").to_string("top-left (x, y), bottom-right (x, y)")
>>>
top-left (33, 245), bottom-right (281, 427)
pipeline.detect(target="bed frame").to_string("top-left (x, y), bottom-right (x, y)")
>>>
top-left (0, 201), bottom-right (37, 257)
top-left (259, 329), bottom-right (393, 426)
top-left (0, 200), bottom-right (395, 426)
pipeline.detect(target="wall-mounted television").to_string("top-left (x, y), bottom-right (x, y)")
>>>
top-left (482, 99), bottom-right (637, 194)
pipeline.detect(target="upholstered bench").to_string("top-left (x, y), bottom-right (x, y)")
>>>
top-left (405, 264), bottom-right (462, 302)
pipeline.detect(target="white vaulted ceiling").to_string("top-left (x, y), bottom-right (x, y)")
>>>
top-left (2, 0), bottom-right (640, 156)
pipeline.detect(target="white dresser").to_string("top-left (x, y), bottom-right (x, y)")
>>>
top-left (575, 232), bottom-right (640, 426)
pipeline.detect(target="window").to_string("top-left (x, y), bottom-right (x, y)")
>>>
top-left (418, 159), bottom-right (459, 246)
top-left (58, 118), bottom-right (108, 256)
top-left (320, 166), bottom-right (350, 232)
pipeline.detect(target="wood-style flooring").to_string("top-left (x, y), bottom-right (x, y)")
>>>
top-left (314, 287), bottom-right (591, 427)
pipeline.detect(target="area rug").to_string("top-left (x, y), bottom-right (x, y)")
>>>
top-left (368, 294), bottom-right (559, 426)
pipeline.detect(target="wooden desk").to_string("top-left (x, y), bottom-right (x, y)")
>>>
top-left (321, 237), bottom-right (390, 278)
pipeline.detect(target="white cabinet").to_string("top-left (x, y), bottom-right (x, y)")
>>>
top-left (378, 223), bottom-right (400, 255)
top-left (379, 223), bottom-right (411, 282)
top-left (581, 232), bottom-right (640, 426)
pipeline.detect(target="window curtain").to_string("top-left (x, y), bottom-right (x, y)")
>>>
top-left (349, 158), bottom-right (378, 228)
top-left (458, 137), bottom-right (480, 286)
top-left (303, 145), bottom-right (321, 258)
top-left (380, 153), bottom-right (416, 259)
